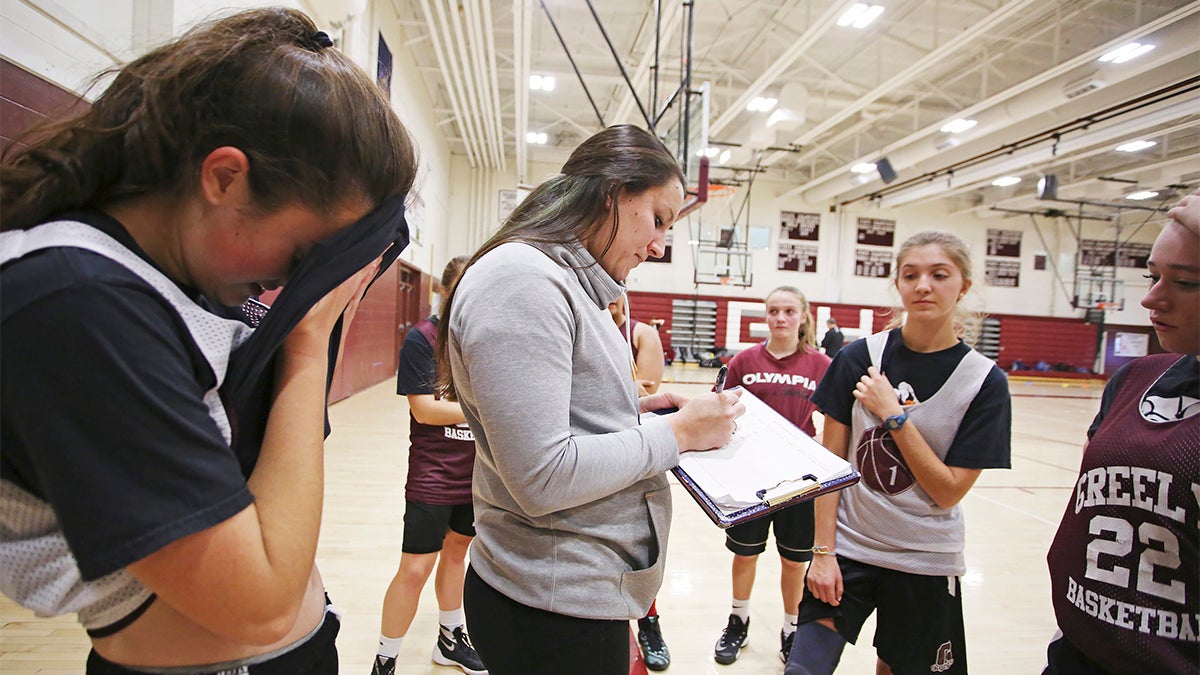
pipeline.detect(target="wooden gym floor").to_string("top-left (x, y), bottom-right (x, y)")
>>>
top-left (0, 365), bottom-right (1105, 673)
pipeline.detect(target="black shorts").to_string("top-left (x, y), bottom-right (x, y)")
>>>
top-left (796, 556), bottom-right (966, 675)
top-left (724, 500), bottom-right (814, 562)
top-left (1042, 632), bottom-right (1110, 675)
top-left (402, 500), bottom-right (476, 554)
top-left (86, 605), bottom-right (339, 674)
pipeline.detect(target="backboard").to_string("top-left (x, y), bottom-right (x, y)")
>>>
top-left (1074, 275), bottom-right (1125, 310)
top-left (693, 246), bottom-right (754, 287)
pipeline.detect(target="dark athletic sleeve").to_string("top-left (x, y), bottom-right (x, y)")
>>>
top-left (1, 261), bottom-right (252, 581)
top-left (396, 325), bottom-right (436, 397)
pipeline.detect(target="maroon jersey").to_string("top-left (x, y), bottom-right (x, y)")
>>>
top-left (616, 318), bottom-right (640, 360)
top-left (1047, 354), bottom-right (1200, 674)
top-left (726, 343), bottom-right (831, 436)
top-left (397, 318), bottom-right (475, 504)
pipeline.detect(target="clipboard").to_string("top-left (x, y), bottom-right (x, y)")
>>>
top-left (650, 389), bottom-right (860, 529)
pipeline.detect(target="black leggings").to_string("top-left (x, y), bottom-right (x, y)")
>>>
top-left (464, 565), bottom-right (629, 675)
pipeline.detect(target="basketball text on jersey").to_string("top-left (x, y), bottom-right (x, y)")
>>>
top-left (739, 372), bottom-right (819, 390)
top-left (444, 425), bottom-right (475, 442)
top-left (1063, 576), bottom-right (1198, 643)
top-left (1072, 465), bottom-right (1192, 522)
top-left (1063, 463), bottom-right (1199, 645)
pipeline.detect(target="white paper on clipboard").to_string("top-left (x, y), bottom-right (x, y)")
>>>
top-left (671, 389), bottom-right (854, 513)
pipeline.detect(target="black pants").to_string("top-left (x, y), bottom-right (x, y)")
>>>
top-left (464, 565), bottom-right (629, 675)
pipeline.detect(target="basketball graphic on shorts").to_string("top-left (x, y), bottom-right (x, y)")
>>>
top-left (857, 426), bottom-right (914, 495)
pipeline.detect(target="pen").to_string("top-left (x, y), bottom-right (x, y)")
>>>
top-left (714, 364), bottom-right (728, 393)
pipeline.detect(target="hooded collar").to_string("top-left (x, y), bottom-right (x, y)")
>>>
top-left (534, 239), bottom-right (625, 311)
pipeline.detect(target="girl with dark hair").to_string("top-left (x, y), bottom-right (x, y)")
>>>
top-left (437, 124), bottom-right (744, 674)
top-left (0, 7), bottom-right (416, 673)
top-left (786, 231), bottom-right (1012, 675)
top-left (372, 256), bottom-right (486, 675)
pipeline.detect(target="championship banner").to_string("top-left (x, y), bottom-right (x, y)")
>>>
top-left (985, 258), bottom-right (1020, 288)
top-left (778, 242), bottom-right (818, 272)
top-left (856, 217), bottom-right (895, 247)
top-left (987, 228), bottom-right (1022, 257)
top-left (854, 248), bottom-right (892, 278)
top-left (780, 211), bottom-right (820, 241)
top-left (1080, 239), bottom-right (1152, 268)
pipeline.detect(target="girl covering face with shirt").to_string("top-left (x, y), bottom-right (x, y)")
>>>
top-left (1, 8), bottom-right (417, 673)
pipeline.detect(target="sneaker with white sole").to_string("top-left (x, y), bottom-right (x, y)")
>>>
top-left (432, 625), bottom-right (488, 675)
top-left (714, 614), bottom-right (749, 665)
top-left (780, 629), bottom-right (795, 663)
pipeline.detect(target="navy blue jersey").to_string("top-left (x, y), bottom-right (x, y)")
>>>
top-left (1, 212), bottom-right (251, 580)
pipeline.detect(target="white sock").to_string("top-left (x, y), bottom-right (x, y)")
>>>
top-left (783, 613), bottom-right (798, 636)
top-left (439, 608), bottom-right (464, 630)
top-left (377, 634), bottom-right (404, 658)
top-left (731, 597), bottom-right (751, 621)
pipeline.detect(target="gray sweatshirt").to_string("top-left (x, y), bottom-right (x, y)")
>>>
top-left (448, 240), bottom-right (680, 620)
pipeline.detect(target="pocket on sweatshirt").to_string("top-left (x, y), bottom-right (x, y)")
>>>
top-left (619, 487), bottom-right (671, 611)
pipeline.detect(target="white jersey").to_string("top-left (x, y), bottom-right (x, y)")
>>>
top-left (837, 330), bottom-right (994, 576)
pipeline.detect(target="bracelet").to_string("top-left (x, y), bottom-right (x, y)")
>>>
top-left (810, 546), bottom-right (837, 556)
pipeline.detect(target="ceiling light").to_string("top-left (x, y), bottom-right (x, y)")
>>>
top-left (1098, 42), bottom-right (1156, 64)
top-left (940, 118), bottom-right (977, 134)
top-left (851, 162), bottom-right (876, 174)
top-left (696, 146), bottom-right (720, 158)
top-left (991, 176), bottom-right (1021, 187)
top-left (526, 131), bottom-right (548, 144)
top-left (528, 74), bottom-right (555, 91)
top-left (718, 149), bottom-right (732, 165)
top-left (746, 96), bottom-right (778, 113)
top-left (837, 3), bottom-right (884, 29)
top-left (1125, 190), bottom-right (1158, 200)
top-left (1114, 140), bottom-right (1156, 152)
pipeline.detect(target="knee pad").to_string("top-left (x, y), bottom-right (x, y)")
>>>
top-left (784, 622), bottom-right (846, 675)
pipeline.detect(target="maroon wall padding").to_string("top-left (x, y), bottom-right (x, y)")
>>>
top-left (1, 58), bottom-right (88, 152)
top-left (330, 260), bottom-right (429, 404)
top-left (994, 313), bottom-right (1098, 373)
top-left (629, 290), bottom-right (893, 351)
top-left (629, 289), bottom-right (1106, 376)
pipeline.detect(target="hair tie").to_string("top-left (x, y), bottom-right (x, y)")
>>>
top-left (309, 31), bottom-right (334, 49)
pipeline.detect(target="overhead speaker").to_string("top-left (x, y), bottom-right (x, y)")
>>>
top-left (877, 157), bottom-right (897, 184)
top-left (1037, 174), bottom-right (1058, 200)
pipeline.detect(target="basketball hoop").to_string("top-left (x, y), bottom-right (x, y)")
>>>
top-left (1097, 302), bottom-right (1121, 311)
top-left (719, 276), bottom-right (732, 286)
top-left (706, 183), bottom-right (737, 200)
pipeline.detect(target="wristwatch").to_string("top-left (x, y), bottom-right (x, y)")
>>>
top-left (883, 411), bottom-right (909, 431)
